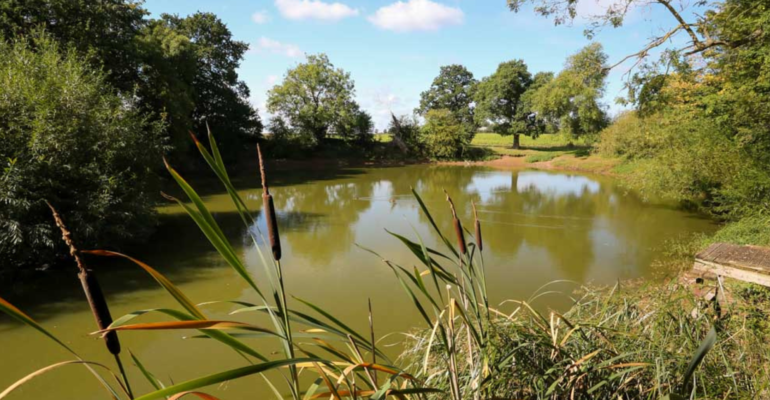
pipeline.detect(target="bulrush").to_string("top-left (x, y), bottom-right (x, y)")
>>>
top-left (258, 144), bottom-right (282, 260)
top-left (444, 190), bottom-right (467, 255)
top-left (47, 202), bottom-right (121, 355)
top-left (472, 201), bottom-right (483, 252)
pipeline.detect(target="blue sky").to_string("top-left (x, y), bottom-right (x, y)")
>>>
top-left (143, 0), bottom-right (696, 129)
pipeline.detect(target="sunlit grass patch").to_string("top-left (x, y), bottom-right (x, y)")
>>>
top-left (471, 132), bottom-right (587, 149)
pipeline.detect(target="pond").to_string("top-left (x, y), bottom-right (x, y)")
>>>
top-left (0, 164), bottom-right (716, 399)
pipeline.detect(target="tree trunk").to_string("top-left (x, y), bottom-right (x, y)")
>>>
top-left (513, 134), bottom-right (520, 149)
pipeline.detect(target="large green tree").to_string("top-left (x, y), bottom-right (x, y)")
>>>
top-left (474, 59), bottom-right (536, 149)
top-left (531, 43), bottom-right (609, 137)
top-left (417, 65), bottom-right (478, 141)
top-left (0, 2), bottom-right (261, 162)
top-left (0, 0), bottom-right (146, 92)
top-left (0, 35), bottom-right (165, 272)
top-left (267, 54), bottom-right (362, 145)
top-left (146, 13), bottom-right (261, 161)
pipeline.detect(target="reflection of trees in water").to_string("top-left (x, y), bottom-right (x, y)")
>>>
top-left (471, 171), bottom-right (598, 282)
top-left (268, 178), bottom-right (376, 266)
top-left (240, 165), bottom-right (711, 279)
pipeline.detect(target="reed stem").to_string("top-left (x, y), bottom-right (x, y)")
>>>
top-left (114, 354), bottom-right (134, 399)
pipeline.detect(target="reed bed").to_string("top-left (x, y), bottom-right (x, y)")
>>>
top-left (0, 129), bottom-right (761, 400)
top-left (400, 278), bottom-right (770, 399)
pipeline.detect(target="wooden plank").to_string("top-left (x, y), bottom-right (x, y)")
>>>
top-left (693, 259), bottom-right (770, 287)
top-left (696, 243), bottom-right (723, 260)
top-left (695, 243), bottom-right (770, 274)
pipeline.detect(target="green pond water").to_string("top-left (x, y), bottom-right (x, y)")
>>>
top-left (0, 164), bottom-right (716, 399)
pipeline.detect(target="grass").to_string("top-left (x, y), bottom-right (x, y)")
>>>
top-left (401, 278), bottom-right (770, 399)
top-left (0, 131), bottom-right (764, 399)
top-left (471, 132), bottom-right (588, 148)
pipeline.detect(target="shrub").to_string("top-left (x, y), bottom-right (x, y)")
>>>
top-left (388, 113), bottom-right (422, 155)
top-left (0, 34), bottom-right (165, 274)
top-left (597, 111), bottom-right (662, 158)
top-left (420, 109), bottom-right (469, 159)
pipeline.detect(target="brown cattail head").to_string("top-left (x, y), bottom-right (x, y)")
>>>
top-left (79, 269), bottom-right (121, 355)
top-left (472, 201), bottom-right (483, 252)
top-left (47, 202), bottom-right (121, 355)
top-left (257, 144), bottom-right (282, 260)
top-left (444, 190), bottom-right (467, 255)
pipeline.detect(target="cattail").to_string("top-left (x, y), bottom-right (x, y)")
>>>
top-left (47, 202), bottom-right (121, 355)
top-left (78, 269), bottom-right (121, 354)
top-left (257, 144), bottom-right (282, 260)
top-left (472, 201), bottom-right (483, 252)
top-left (444, 191), bottom-right (467, 255)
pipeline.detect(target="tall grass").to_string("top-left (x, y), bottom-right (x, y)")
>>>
top-left (0, 129), bottom-right (738, 399)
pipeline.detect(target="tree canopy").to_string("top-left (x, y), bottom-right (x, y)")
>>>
top-left (0, 34), bottom-right (165, 271)
top-left (267, 54), bottom-right (364, 145)
top-left (417, 65), bottom-right (478, 141)
top-left (531, 43), bottom-right (609, 137)
top-left (474, 59), bottom-right (537, 148)
top-left (0, 1), bottom-right (261, 163)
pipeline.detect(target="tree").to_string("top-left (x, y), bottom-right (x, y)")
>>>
top-left (388, 113), bottom-right (422, 154)
top-left (0, 3), bottom-right (261, 163)
top-left (139, 12), bottom-right (261, 162)
top-left (0, 0), bottom-right (147, 92)
top-left (531, 43), bottom-right (609, 137)
top-left (0, 35), bottom-right (165, 272)
top-left (420, 109), bottom-right (469, 159)
top-left (506, 0), bottom-right (766, 71)
top-left (267, 54), bottom-right (360, 145)
top-left (335, 108), bottom-right (374, 145)
top-left (474, 59), bottom-right (534, 149)
top-left (417, 65), bottom-right (478, 141)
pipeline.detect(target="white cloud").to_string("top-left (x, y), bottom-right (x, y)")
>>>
top-left (251, 10), bottom-right (270, 24)
top-left (256, 37), bottom-right (303, 58)
top-left (368, 0), bottom-right (464, 32)
top-left (275, 0), bottom-right (359, 21)
top-left (265, 75), bottom-right (280, 86)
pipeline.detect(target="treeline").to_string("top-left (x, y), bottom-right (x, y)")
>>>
top-left (0, 1), bottom-right (260, 274)
top-left (262, 40), bottom-right (609, 160)
top-left (388, 43), bottom-right (608, 159)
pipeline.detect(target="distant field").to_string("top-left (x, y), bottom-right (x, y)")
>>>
top-left (374, 132), bottom-right (585, 148)
top-left (471, 132), bottom-right (587, 148)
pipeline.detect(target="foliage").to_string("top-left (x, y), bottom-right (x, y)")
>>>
top-left (0, 35), bottom-right (165, 273)
top-left (403, 278), bottom-right (762, 399)
top-left (388, 113), bottom-right (423, 155)
top-left (0, 1), bottom-right (261, 163)
top-left (140, 12), bottom-right (261, 162)
top-left (267, 54), bottom-right (363, 146)
top-left (0, 0), bottom-right (147, 92)
top-left (597, 0), bottom-right (770, 222)
top-left (420, 109), bottom-right (469, 159)
top-left (335, 108), bottom-right (375, 147)
top-left (596, 111), bottom-right (661, 159)
top-left (474, 59), bottom-right (537, 149)
top-left (417, 65), bottom-right (478, 142)
top-left (531, 43), bottom-right (609, 138)
top-left (506, 0), bottom-right (759, 69)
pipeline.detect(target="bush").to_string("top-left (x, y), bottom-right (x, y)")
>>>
top-left (0, 34), bottom-right (165, 273)
top-left (597, 111), bottom-right (662, 158)
top-left (420, 109), bottom-right (469, 160)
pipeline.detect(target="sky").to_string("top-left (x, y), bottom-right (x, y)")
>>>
top-left (142, 0), bottom-right (698, 130)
